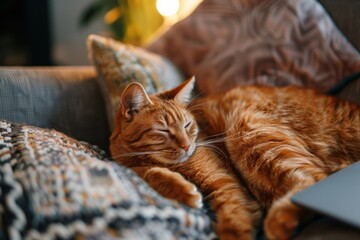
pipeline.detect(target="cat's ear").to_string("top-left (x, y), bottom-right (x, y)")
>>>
top-left (158, 76), bottom-right (195, 104)
top-left (121, 82), bottom-right (153, 121)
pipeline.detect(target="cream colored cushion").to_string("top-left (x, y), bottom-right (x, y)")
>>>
top-left (87, 35), bottom-right (184, 129)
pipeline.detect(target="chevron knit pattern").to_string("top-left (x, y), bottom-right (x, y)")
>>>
top-left (0, 120), bottom-right (215, 240)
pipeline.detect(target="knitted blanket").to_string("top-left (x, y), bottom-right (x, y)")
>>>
top-left (0, 120), bottom-right (215, 240)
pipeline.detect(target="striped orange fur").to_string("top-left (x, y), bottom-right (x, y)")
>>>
top-left (110, 78), bottom-right (360, 240)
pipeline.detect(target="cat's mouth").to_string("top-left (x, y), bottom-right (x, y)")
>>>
top-left (177, 144), bottom-right (196, 163)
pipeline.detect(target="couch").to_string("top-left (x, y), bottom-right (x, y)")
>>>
top-left (1, 65), bottom-right (360, 240)
top-left (1, 0), bottom-right (360, 239)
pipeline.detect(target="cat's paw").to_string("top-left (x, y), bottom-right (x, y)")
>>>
top-left (175, 180), bottom-right (203, 209)
top-left (183, 186), bottom-right (203, 208)
top-left (264, 201), bottom-right (301, 240)
top-left (144, 167), bottom-right (203, 208)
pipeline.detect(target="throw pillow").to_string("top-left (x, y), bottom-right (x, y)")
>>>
top-left (87, 35), bottom-right (184, 129)
top-left (0, 120), bottom-right (215, 239)
top-left (147, 0), bottom-right (360, 96)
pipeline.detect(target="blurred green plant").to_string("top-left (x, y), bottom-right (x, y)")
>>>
top-left (79, 0), bottom-right (163, 45)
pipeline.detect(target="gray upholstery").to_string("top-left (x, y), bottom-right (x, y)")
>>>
top-left (0, 67), bottom-right (110, 151)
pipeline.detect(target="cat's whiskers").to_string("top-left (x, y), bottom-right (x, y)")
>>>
top-left (185, 102), bottom-right (210, 116)
top-left (197, 138), bottom-right (226, 145)
top-left (196, 142), bottom-right (228, 159)
top-left (195, 125), bottom-right (243, 159)
top-left (112, 150), bottom-right (170, 159)
top-left (200, 123), bottom-right (238, 142)
top-left (199, 133), bottom-right (244, 145)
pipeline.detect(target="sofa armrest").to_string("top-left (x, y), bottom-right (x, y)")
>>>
top-left (0, 66), bottom-right (110, 151)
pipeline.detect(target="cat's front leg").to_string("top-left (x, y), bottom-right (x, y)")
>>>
top-left (213, 196), bottom-right (257, 240)
top-left (144, 167), bottom-right (203, 208)
top-left (204, 177), bottom-right (262, 240)
top-left (181, 148), bottom-right (262, 239)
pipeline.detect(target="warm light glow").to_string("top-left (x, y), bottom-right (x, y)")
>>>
top-left (104, 7), bottom-right (122, 24)
top-left (156, 0), bottom-right (179, 17)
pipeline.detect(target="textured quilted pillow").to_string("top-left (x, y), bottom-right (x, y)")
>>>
top-left (87, 35), bottom-right (184, 129)
top-left (147, 0), bottom-right (360, 96)
top-left (0, 120), bottom-right (214, 239)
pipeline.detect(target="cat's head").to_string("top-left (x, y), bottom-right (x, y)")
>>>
top-left (110, 77), bottom-right (198, 166)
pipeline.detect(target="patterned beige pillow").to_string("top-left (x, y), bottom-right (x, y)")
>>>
top-left (147, 0), bottom-right (360, 96)
top-left (87, 35), bottom-right (184, 129)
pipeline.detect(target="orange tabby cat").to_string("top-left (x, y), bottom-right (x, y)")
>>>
top-left (110, 77), bottom-right (360, 240)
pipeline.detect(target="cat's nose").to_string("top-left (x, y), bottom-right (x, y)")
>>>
top-left (180, 144), bottom-right (190, 152)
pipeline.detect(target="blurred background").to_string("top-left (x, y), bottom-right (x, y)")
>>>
top-left (0, 0), bottom-right (202, 66)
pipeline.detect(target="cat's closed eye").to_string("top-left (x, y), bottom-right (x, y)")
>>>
top-left (184, 121), bottom-right (192, 129)
top-left (155, 128), bottom-right (170, 134)
top-left (147, 130), bottom-right (168, 143)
